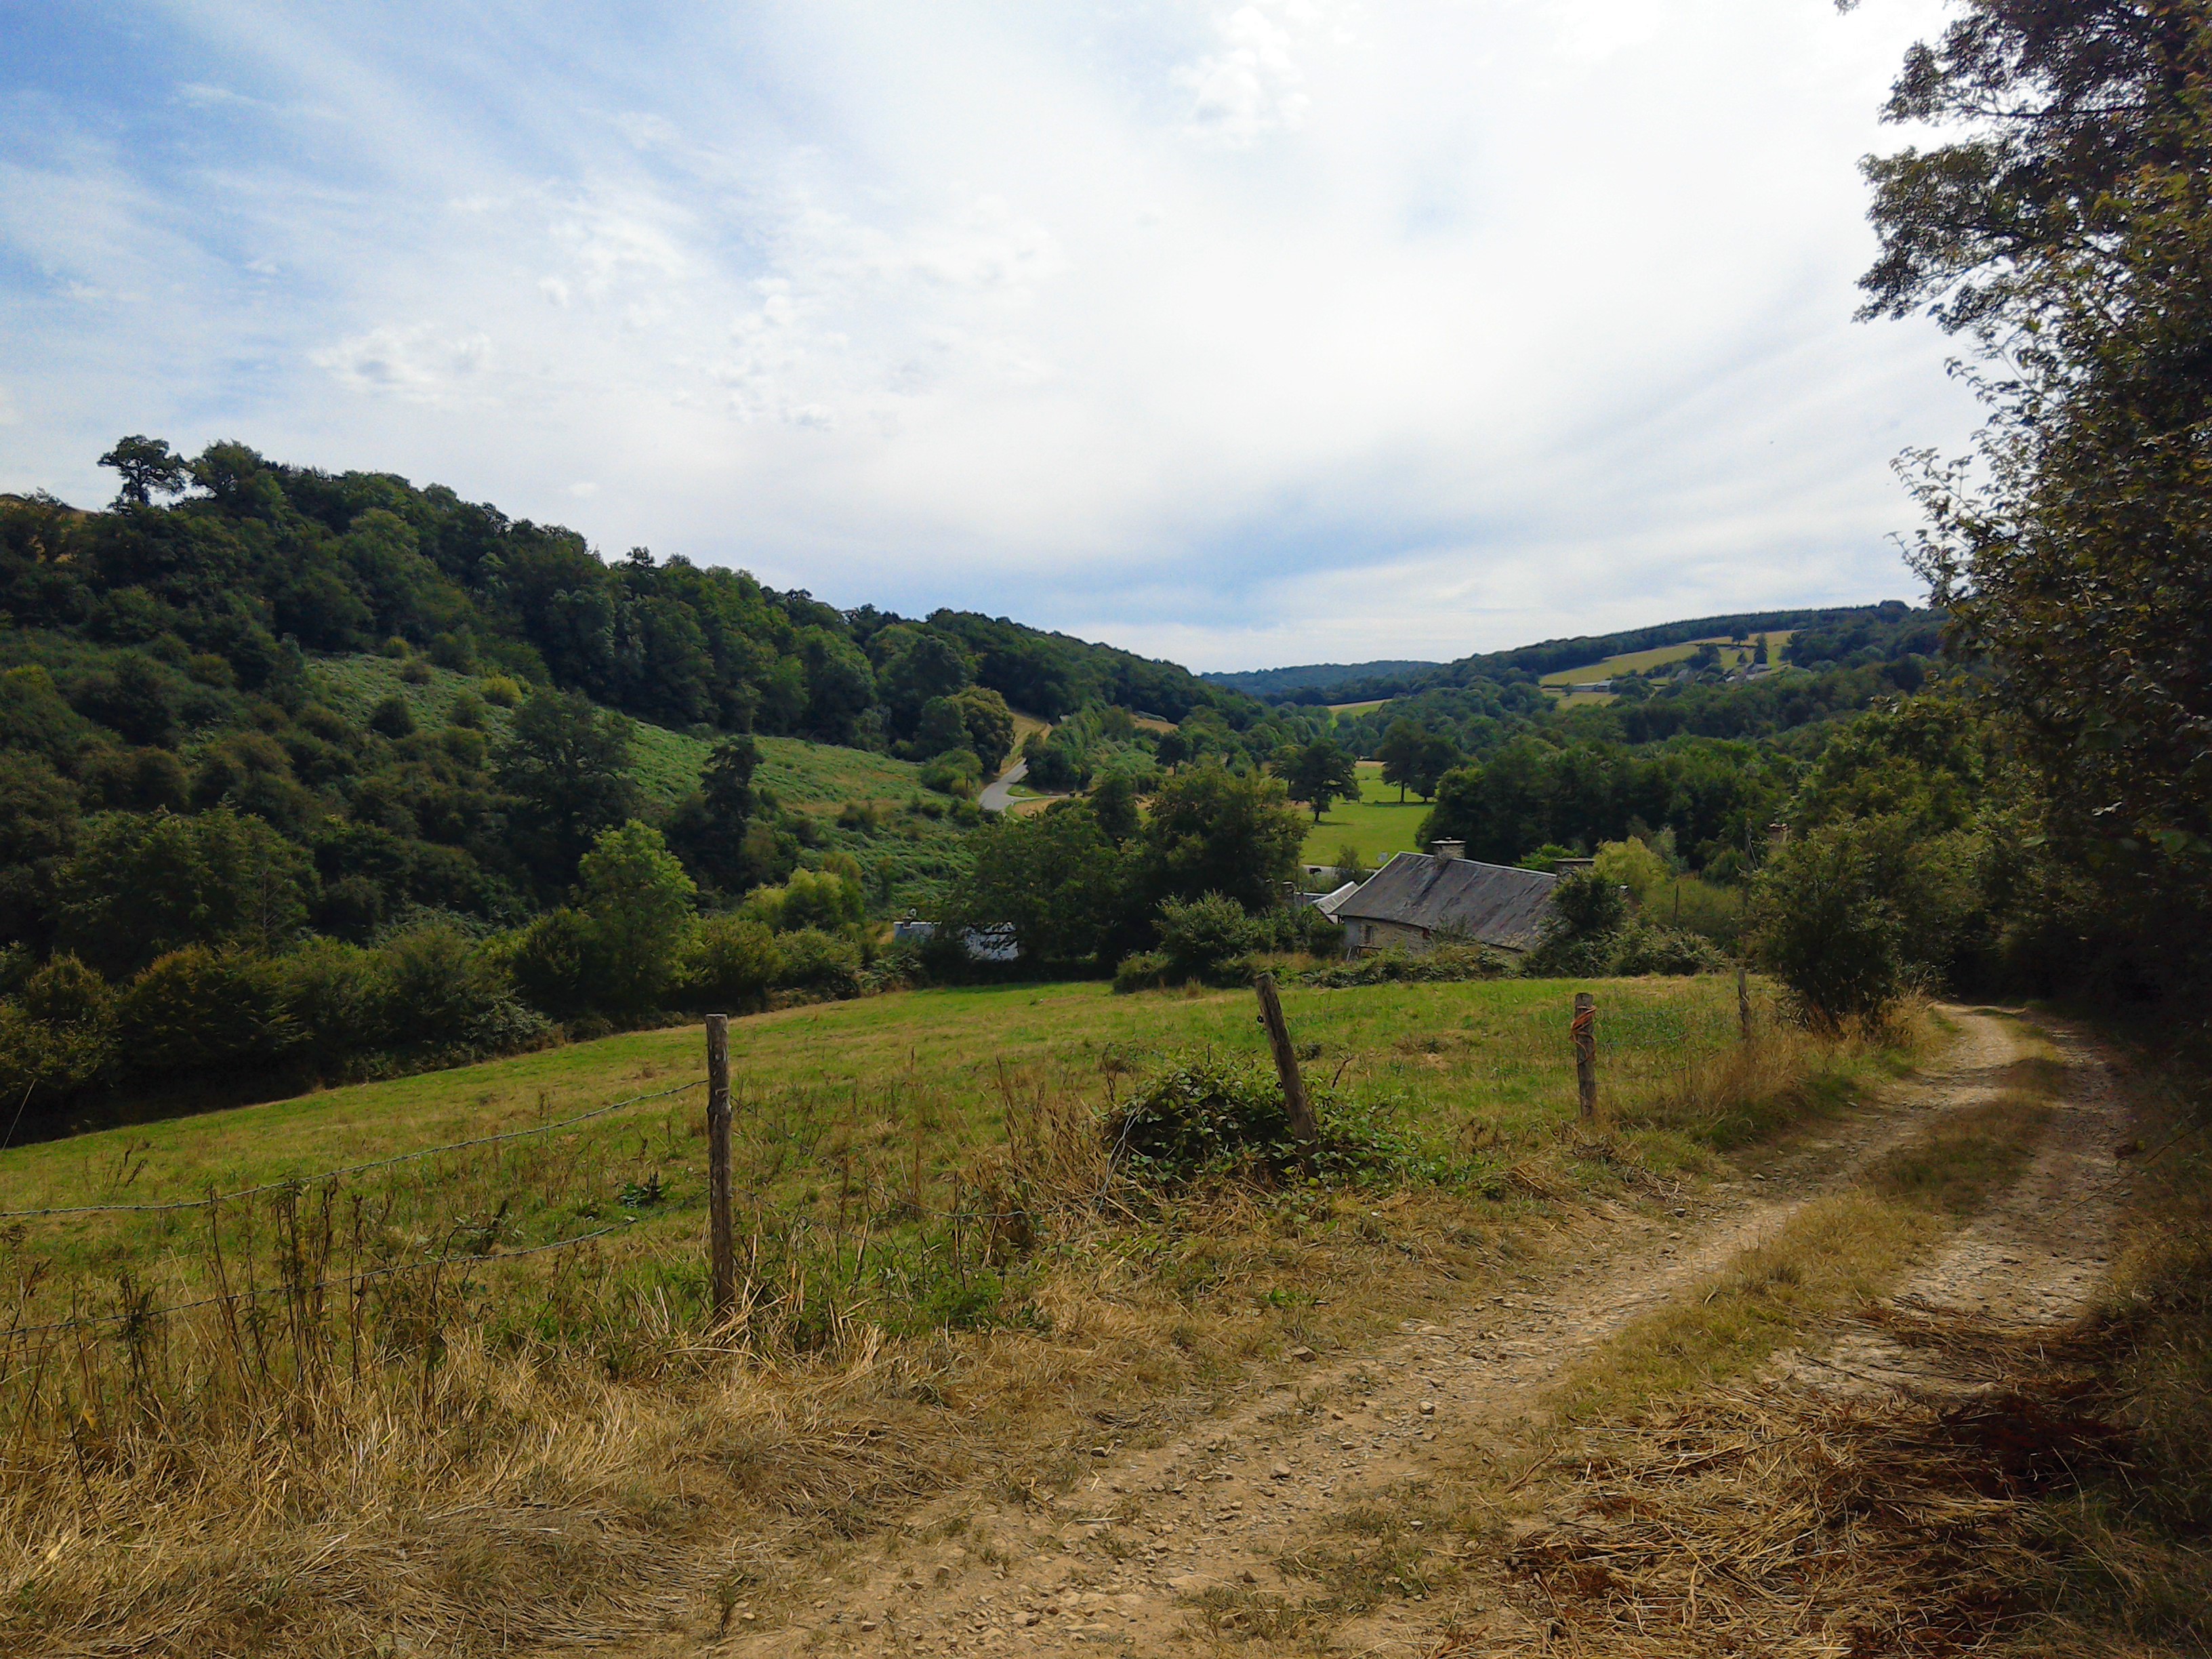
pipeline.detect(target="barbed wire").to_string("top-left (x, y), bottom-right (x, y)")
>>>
top-left (0, 1079), bottom-right (705, 1221)
top-left (0, 1223), bottom-right (632, 1340)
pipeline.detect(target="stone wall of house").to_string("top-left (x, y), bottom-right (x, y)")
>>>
top-left (1344, 918), bottom-right (1434, 958)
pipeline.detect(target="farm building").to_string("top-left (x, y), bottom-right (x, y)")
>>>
top-left (1317, 842), bottom-right (1559, 956)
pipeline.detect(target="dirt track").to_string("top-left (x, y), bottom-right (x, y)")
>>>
top-left (678, 1008), bottom-right (2114, 1656)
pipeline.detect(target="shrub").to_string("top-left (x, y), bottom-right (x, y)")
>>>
top-left (371, 923), bottom-right (544, 1057)
top-left (920, 750), bottom-right (982, 799)
top-left (273, 937), bottom-right (380, 1058)
top-left (1608, 921), bottom-right (1728, 977)
top-left (679, 914), bottom-right (783, 1012)
top-left (367, 694), bottom-right (416, 739)
top-left (479, 674), bottom-right (523, 709)
top-left (1157, 891), bottom-right (1258, 986)
top-left (1111, 949), bottom-right (1172, 994)
top-left (743, 862), bottom-right (863, 933)
top-left (0, 954), bottom-right (119, 1102)
top-left (1300, 942), bottom-right (1510, 987)
top-left (1751, 821), bottom-right (1906, 1027)
top-left (1103, 1052), bottom-right (1411, 1186)
top-left (773, 927), bottom-right (862, 998)
top-left (117, 945), bottom-right (293, 1076)
top-left (510, 907), bottom-right (594, 1017)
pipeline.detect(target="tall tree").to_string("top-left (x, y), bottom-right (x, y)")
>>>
top-left (497, 689), bottom-right (638, 886)
top-left (1280, 739), bottom-right (1359, 823)
top-left (1376, 718), bottom-right (1427, 802)
top-left (97, 436), bottom-right (188, 507)
top-left (1863, 0), bottom-right (2212, 967)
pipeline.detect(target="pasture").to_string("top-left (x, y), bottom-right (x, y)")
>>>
top-left (1300, 758), bottom-right (1435, 867)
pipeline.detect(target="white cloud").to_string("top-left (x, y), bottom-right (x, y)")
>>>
top-left (310, 325), bottom-right (493, 401)
top-left (0, 0), bottom-right (1976, 670)
top-left (1176, 2), bottom-right (1333, 146)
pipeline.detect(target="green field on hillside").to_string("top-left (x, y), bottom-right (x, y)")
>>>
top-left (310, 653), bottom-right (972, 909)
top-left (0, 973), bottom-right (1752, 1281)
top-left (311, 654), bottom-right (933, 811)
top-left (1300, 758), bottom-right (1435, 869)
top-left (1540, 630), bottom-right (1796, 690)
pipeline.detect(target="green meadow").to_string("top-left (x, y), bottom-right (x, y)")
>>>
top-left (1300, 758), bottom-right (1436, 869)
top-left (3, 975), bottom-right (1750, 1288)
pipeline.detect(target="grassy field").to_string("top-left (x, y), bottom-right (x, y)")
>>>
top-left (1300, 758), bottom-right (1435, 867)
top-left (0, 975), bottom-right (1761, 1273)
top-left (1538, 630), bottom-right (1795, 690)
top-left (0, 969), bottom-right (1911, 1656)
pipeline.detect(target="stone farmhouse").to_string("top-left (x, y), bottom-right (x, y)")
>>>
top-left (1317, 842), bottom-right (1559, 957)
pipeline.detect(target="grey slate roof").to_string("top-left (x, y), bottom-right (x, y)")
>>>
top-left (1325, 853), bottom-right (1559, 950)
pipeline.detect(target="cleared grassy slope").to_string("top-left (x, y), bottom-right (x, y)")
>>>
top-left (1300, 758), bottom-right (1435, 867)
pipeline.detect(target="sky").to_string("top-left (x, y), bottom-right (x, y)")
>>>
top-left (0, 0), bottom-right (1976, 674)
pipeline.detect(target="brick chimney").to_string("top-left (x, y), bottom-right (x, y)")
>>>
top-left (1429, 840), bottom-right (1465, 861)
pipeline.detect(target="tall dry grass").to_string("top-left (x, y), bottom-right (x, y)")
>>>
top-left (0, 999), bottom-right (1918, 1656)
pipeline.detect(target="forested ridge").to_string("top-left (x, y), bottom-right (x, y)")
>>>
top-left (0, 438), bottom-right (1275, 1131)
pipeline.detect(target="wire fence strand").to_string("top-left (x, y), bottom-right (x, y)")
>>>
top-left (0, 1079), bottom-right (705, 1221)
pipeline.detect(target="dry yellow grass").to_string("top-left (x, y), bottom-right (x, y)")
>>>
top-left (0, 986), bottom-right (1919, 1656)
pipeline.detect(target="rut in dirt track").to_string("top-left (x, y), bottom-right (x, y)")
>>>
top-left (645, 1008), bottom-right (2083, 1657)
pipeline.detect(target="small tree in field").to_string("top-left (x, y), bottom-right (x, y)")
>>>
top-left (1751, 821), bottom-right (1904, 1029)
top-left (1281, 739), bottom-right (1359, 823)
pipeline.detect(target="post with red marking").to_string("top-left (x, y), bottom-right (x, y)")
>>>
top-left (1572, 992), bottom-right (1598, 1122)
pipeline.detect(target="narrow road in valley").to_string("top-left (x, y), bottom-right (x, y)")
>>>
top-left (666, 1007), bottom-right (2114, 1657)
top-left (978, 759), bottom-right (1029, 814)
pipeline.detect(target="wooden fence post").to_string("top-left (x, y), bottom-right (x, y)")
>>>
top-left (1253, 973), bottom-right (1319, 1155)
top-left (706, 1014), bottom-right (735, 1326)
top-left (1572, 991), bottom-right (1598, 1121)
top-left (1738, 962), bottom-right (1752, 1043)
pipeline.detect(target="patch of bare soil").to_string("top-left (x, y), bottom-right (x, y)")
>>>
top-left (608, 1008), bottom-right (2058, 1657)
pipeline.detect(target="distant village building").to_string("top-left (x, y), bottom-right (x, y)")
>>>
top-left (1317, 843), bottom-right (1559, 957)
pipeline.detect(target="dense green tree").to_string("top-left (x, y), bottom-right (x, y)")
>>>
top-left (56, 808), bottom-right (310, 976)
top-left (496, 689), bottom-right (638, 886)
top-left (1090, 771), bottom-right (1142, 846)
top-left (575, 821), bottom-right (696, 1013)
top-left (1751, 821), bottom-right (1908, 1028)
top-left (945, 802), bottom-right (1120, 966)
top-left (1864, 0), bottom-right (2212, 978)
top-left (911, 695), bottom-right (975, 760)
top-left (876, 628), bottom-right (974, 734)
top-left (952, 686), bottom-right (1017, 774)
top-left (1279, 738), bottom-right (1359, 822)
top-left (98, 436), bottom-right (188, 506)
top-left (1376, 718), bottom-right (1427, 802)
top-left (1129, 765), bottom-right (1305, 916)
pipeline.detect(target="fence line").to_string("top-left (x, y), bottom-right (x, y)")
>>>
top-left (0, 1079), bottom-right (705, 1221)
top-left (0, 1223), bottom-right (632, 1341)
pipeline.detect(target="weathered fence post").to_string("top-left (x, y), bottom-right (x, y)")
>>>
top-left (1738, 962), bottom-right (1751, 1043)
top-left (1572, 991), bottom-right (1598, 1121)
top-left (1253, 972), bottom-right (1319, 1155)
top-left (706, 1014), bottom-right (735, 1326)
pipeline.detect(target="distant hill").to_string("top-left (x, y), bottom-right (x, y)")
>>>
top-left (1221, 603), bottom-right (1927, 704)
top-left (1202, 659), bottom-right (1445, 697)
